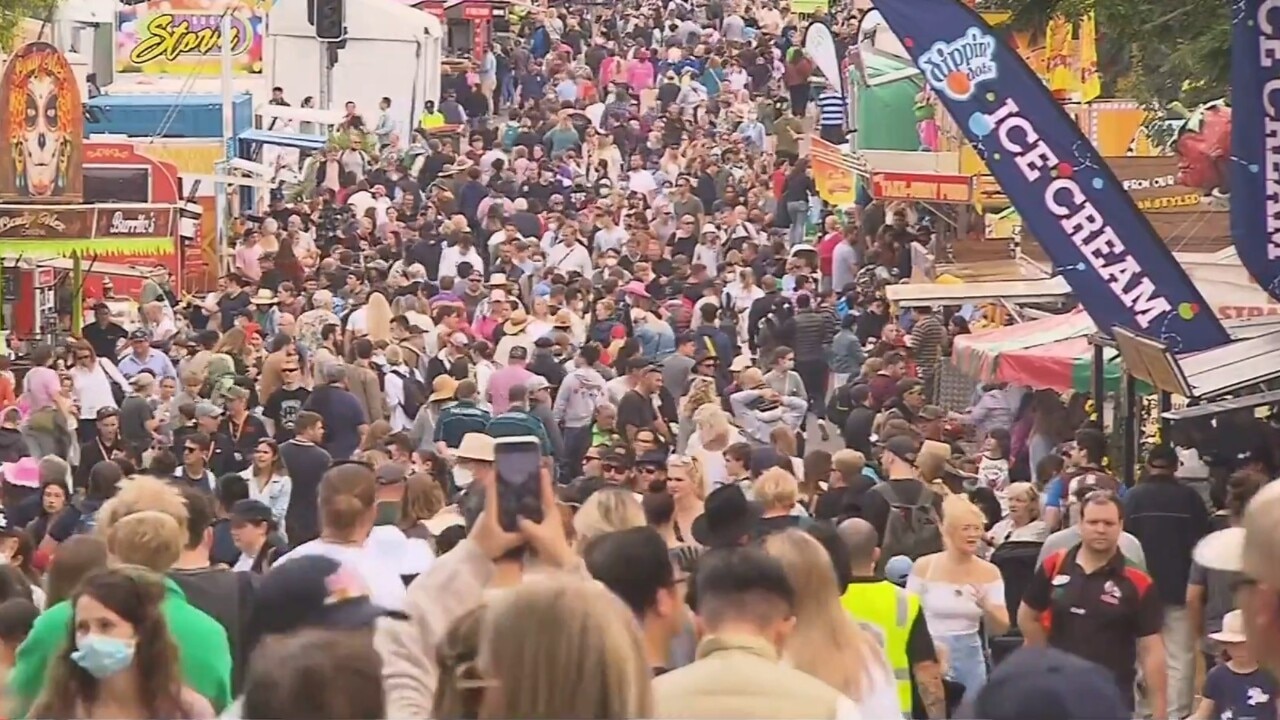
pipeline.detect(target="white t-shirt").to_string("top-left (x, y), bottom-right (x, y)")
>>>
top-left (276, 527), bottom-right (434, 611)
top-left (594, 225), bottom-right (628, 254)
top-left (346, 306), bottom-right (369, 336)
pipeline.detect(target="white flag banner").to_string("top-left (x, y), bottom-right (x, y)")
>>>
top-left (804, 21), bottom-right (844, 96)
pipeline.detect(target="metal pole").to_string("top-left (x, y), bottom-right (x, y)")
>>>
top-left (70, 253), bottom-right (82, 338)
top-left (1122, 373), bottom-right (1138, 488)
top-left (218, 12), bottom-right (235, 268)
top-left (1091, 339), bottom-right (1105, 427)
top-left (318, 43), bottom-right (331, 111)
top-left (1158, 390), bottom-right (1172, 444)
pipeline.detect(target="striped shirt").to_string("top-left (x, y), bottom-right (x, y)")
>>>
top-left (815, 90), bottom-right (847, 129)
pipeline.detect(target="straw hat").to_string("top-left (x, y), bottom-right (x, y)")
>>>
top-left (250, 289), bottom-right (277, 305)
top-left (504, 308), bottom-right (531, 334)
top-left (456, 432), bottom-right (495, 462)
top-left (429, 375), bottom-right (459, 403)
top-left (552, 309), bottom-right (574, 329)
top-left (487, 273), bottom-right (510, 288)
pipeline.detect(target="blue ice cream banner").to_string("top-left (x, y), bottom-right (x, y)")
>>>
top-left (871, 0), bottom-right (1231, 352)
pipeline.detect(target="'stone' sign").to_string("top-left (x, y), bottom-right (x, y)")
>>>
top-left (115, 0), bottom-right (265, 76)
top-left (870, 172), bottom-right (973, 204)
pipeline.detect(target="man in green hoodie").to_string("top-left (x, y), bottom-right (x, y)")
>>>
top-left (9, 477), bottom-right (232, 717)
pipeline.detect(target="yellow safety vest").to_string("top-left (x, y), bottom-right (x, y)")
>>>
top-left (840, 580), bottom-right (919, 712)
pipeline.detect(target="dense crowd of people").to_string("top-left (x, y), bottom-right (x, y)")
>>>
top-left (0, 0), bottom-right (1277, 718)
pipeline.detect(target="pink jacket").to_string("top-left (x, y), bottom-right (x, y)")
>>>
top-left (625, 60), bottom-right (655, 91)
top-left (600, 56), bottom-right (623, 87)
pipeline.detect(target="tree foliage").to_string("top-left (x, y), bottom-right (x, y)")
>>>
top-left (984, 0), bottom-right (1231, 106)
top-left (0, 0), bottom-right (61, 54)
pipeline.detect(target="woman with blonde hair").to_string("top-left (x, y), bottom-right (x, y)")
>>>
top-left (763, 530), bottom-right (901, 717)
top-left (573, 487), bottom-right (646, 547)
top-left (676, 376), bottom-right (719, 453)
top-left (665, 455), bottom-right (705, 545)
top-left (685, 404), bottom-right (742, 491)
top-left (986, 481), bottom-right (1049, 548)
top-left (212, 327), bottom-right (252, 375)
top-left (360, 291), bottom-right (394, 344)
top-left (473, 577), bottom-right (652, 719)
top-left (908, 493), bottom-right (1009, 700)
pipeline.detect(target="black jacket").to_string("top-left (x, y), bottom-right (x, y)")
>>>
top-left (842, 405), bottom-right (876, 456)
top-left (785, 310), bottom-right (833, 361)
top-left (1123, 474), bottom-right (1211, 607)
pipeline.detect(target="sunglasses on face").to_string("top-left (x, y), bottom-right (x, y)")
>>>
top-left (637, 465), bottom-right (661, 474)
top-left (603, 463), bottom-right (627, 473)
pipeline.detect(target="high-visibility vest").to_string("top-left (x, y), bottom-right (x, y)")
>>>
top-left (840, 580), bottom-right (919, 713)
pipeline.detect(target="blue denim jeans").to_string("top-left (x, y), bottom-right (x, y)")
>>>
top-left (939, 631), bottom-right (988, 703)
top-left (786, 200), bottom-right (809, 245)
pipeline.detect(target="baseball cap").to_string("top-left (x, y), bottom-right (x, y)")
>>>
top-left (635, 450), bottom-right (668, 467)
top-left (129, 373), bottom-right (156, 390)
top-left (882, 435), bottom-right (920, 464)
top-left (601, 446), bottom-right (632, 466)
top-left (917, 405), bottom-right (945, 421)
top-left (128, 329), bottom-right (150, 341)
top-left (95, 407), bottom-right (121, 421)
top-left (508, 345), bottom-right (529, 361)
top-left (224, 386), bottom-right (249, 402)
top-left (526, 375), bottom-right (551, 393)
top-left (230, 499), bottom-right (274, 526)
top-left (194, 402), bottom-right (223, 419)
top-left (375, 462), bottom-right (410, 486)
top-left (1145, 443), bottom-right (1178, 470)
top-left (965, 647), bottom-right (1130, 720)
top-left (248, 556), bottom-right (390, 638)
top-left (884, 555), bottom-right (914, 586)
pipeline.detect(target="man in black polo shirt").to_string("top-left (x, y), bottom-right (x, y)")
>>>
top-left (82, 304), bottom-right (128, 361)
top-left (75, 407), bottom-right (127, 489)
top-left (1018, 491), bottom-right (1166, 718)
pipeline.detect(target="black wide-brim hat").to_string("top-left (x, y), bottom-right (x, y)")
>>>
top-left (692, 484), bottom-right (762, 548)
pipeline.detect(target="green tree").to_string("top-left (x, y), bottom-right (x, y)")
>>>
top-left (0, 0), bottom-right (61, 53)
top-left (986, 0), bottom-right (1230, 106)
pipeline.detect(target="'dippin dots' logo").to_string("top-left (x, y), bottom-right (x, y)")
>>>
top-left (918, 27), bottom-right (998, 101)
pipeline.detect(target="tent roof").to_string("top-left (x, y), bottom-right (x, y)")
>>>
top-left (887, 277), bottom-right (1071, 307)
top-left (951, 310), bottom-right (1096, 380)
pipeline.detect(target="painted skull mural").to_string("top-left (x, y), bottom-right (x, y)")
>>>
top-left (0, 42), bottom-right (83, 201)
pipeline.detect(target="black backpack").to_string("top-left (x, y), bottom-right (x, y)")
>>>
top-left (394, 369), bottom-right (428, 419)
top-left (874, 481), bottom-right (944, 571)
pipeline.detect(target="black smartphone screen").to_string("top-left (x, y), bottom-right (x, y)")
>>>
top-left (495, 442), bottom-right (543, 531)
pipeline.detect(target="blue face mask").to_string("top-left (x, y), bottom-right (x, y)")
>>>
top-left (71, 634), bottom-right (136, 679)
